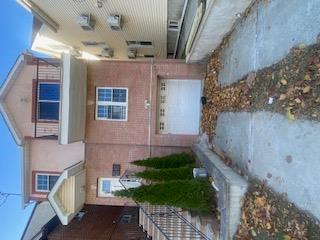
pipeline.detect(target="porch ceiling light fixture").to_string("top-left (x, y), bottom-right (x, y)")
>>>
top-left (96, 0), bottom-right (103, 8)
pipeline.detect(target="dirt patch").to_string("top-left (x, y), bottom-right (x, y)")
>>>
top-left (235, 179), bottom-right (320, 240)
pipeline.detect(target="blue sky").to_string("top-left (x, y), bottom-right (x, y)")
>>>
top-left (0, 1), bottom-right (35, 239)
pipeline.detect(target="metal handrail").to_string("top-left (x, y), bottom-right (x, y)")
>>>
top-left (119, 169), bottom-right (210, 240)
top-left (166, 205), bottom-right (210, 239)
top-left (119, 170), bottom-right (169, 239)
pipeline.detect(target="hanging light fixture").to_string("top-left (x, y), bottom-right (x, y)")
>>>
top-left (96, 0), bottom-right (103, 8)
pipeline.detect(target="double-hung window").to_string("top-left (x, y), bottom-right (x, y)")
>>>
top-left (96, 87), bottom-right (128, 121)
top-left (36, 173), bottom-right (60, 192)
top-left (38, 82), bottom-right (60, 121)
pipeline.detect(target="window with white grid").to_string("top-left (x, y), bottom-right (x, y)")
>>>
top-left (36, 173), bottom-right (60, 192)
top-left (96, 87), bottom-right (128, 121)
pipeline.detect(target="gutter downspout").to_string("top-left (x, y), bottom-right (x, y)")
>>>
top-left (148, 59), bottom-right (154, 157)
top-left (173, 0), bottom-right (190, 59)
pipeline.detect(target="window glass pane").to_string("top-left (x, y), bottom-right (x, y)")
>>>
top-left (39, 83), bottom-right (60, 101)
top-left (113, 89), bottom-right (127, 102)
top-left (49, 175), bottom-right (59, 190)
top-left (98, 88), bottom-right (112, 101)
top-left (97, 105), bottom-right (112, 118)
top-left (102, 180), bottom-right (111, 193)
top-left (37, 175), bottom-right (48, 190)
top-left (112, 106), bottom-right (126, 119)
top-left (39, 102), bottom-right (59, 120)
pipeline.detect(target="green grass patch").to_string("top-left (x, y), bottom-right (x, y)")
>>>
top-left (135, 167), bottom-right (193, 181)
top-left (114, 179), bottom-right (216, 215)
top-left (132, 153), bottom-right (195, 169)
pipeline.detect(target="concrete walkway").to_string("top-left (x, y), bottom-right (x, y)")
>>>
top-left (219, 0), bottom-right (320, 87)
top-left (213, 112), bottom-right (320, 220)
top-left (209, 0), bottom-right (320, 221)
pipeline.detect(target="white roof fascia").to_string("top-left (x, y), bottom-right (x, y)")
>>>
top-left (0, 54), bottom-right (25, 146)
top-left (16, 0), bottom-right (59, 33)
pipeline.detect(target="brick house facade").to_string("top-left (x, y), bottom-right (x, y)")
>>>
top-left (85, 59), bottom-right (205, 206)
top-left (0, 54), bottom-right (205, 225)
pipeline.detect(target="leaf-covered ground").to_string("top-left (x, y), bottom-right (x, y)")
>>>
top-left (235, 179), bottom-right (320, 240)
top-left (249, 43), bottom-right (320, 123)
top-left (201, 42), bottom-right (320, 138)
top-left (201, 51), bottom-right (250, 138)
top-left (201, 42), bottom-right (320, 239)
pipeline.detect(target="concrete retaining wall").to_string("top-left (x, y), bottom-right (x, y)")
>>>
top-left (192, 144), bottom-right (248, 240)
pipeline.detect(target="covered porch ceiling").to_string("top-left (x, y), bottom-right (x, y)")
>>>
top-left (48, 161), bottom-right (86, 225)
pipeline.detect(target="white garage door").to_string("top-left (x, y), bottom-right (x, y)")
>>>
top-left (158, 79), bottom-right (201, 135)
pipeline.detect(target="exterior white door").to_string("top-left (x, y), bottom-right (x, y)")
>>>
top-left (158, 79), bottom-right (201, 135)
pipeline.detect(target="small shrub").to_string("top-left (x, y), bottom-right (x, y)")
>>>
top-left (135, 167), bottom-right (193, 181)
top-left (132, 153), bottom-right (195, 169)
top-left (114, 179), bottom-right (216, 214)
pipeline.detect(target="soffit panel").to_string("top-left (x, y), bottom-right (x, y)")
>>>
top-left (32, 0), bottom-right (167, 59)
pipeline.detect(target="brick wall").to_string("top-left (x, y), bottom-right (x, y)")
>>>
top-left (85, 143), bottom-right (148, 205)
top-left (86, 59), bottom-right (205, 146)
top-left (85, 59), bottom-right (205, 206)
top-left (86, 61), bottom-right (150, 145)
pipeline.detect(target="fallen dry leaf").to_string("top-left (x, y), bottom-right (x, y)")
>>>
top-left (255, 196), bottom-right (267, 207)
top-left (266, 222), bottom-right (272, 229)
top-left (283, 235), bottom-right (291, 240)
top-left (280, 79), bottom-right (288, 85)
top-left (302, 85), bottom-right (311, 93)
top-left (286, 107), bottom-right (295, 122)
top-left (295, 98), bottom-right (302, 104)
top-left (304, 74), bottom-right (311, 81)
top-left (279, 94), bottom-right (287, 100)
top-left (251, 229), bottom-right (257, 237)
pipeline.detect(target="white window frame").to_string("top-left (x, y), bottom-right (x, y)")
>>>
top-left (35, 173), bottom-right (60, 192)
top-left (95, 87), bottom-right (128, 121)
top-left (37, 82), bottom-right (60, 121)
top-left (97, 177), bottom-right (124, 197)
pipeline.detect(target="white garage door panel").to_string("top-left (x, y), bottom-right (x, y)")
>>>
top-left (160, 79), bottom-right (201, 135)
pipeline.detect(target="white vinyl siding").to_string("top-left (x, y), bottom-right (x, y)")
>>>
top-left (95, 87), bottom-right (128, 121)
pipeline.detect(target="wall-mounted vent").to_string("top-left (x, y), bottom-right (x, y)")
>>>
top-left (77, 14), bottom-right (95, 31)
top-left (107, 14), bottom-right (122, 31)
top-left (82, 41), bottom-right (108, 48)
top-left (126, 41), bottom-right (153, 48)
top-left (168, 20), bottom-right (179, 31)
top-left (127, 48), bottom-right (137, 59)
top-left (112, 164), bottom-right (121, 176)
top-left (100, 48), bottom-right (114, 58)
top-left (144, 54), bottom-right (154, 58)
